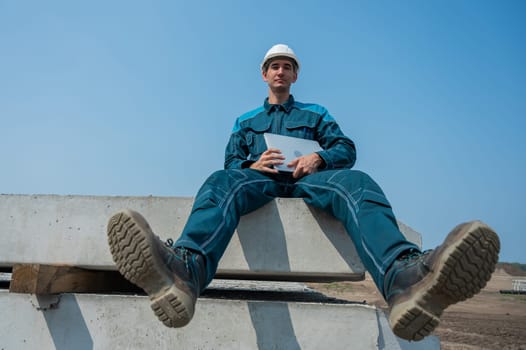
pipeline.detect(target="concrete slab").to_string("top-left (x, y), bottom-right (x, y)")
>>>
top-left (0, 290), bottom-right (438, 349)
top-left (0, 194), bottom-right (421, 281)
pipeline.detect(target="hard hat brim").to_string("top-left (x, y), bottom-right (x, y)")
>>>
top-left (261, 53), bottom-right (300, 71)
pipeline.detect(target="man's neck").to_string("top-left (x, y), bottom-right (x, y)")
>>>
top-left (267, 89), bottom-right (290, 105)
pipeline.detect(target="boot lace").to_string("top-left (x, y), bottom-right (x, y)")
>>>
top-left (165, 238), bottom-right (175, 248)
top-left (165, 238), bottom-right (192, 271)
top-left (396, 249), bottom-right (432, 269)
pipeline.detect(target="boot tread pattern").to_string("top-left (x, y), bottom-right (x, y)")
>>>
top-left (151, 292), bottom-right (190, 328)
top-left (107, 213), bottom-right (160, 288)
top-left (437, 225), bottom-right (500, 303)
top-left (393, 307), bottom-right (439, 341)
top-left (107, 210), bottom-right (193, 328)
top-left (392, 223), bottom-right (500, 341)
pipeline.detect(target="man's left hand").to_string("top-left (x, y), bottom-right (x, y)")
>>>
top-left (288, 153), bottom-right (324, 179)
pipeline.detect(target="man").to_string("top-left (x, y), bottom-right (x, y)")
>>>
top-left (107, 44), bottom-right (500, 341)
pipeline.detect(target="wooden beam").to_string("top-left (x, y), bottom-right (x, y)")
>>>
top-left (9, 264), bottom-right (141, 294)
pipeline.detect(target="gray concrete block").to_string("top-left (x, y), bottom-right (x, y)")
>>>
top-left (0, 194), bottom-right (421, 281)
top-left (0, 290), bottom-right (438, 349)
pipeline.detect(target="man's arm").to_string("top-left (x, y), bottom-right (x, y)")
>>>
top-left (314, 109), bottom-right (356, 169)
top-left (224, 131), bottom-right (252, 170)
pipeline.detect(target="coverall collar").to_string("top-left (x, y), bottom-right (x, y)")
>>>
top-left (264, 95), bottom-right (295, 114)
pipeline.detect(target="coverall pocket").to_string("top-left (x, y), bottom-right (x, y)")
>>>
top-left (246, 118), bottom-right (272, 156)
top-left (285, 118), bottom-right (318, 139)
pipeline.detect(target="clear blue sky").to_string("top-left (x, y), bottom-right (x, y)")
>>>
top-left (1, 1), bottom-right (524, 263)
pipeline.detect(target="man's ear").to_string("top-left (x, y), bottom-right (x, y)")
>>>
top-left (262, 69), bottom-right (269, 82)
top-left (291, 71), bottom-right (298, 83)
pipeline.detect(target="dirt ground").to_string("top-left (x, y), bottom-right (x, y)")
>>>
top-left (309, 269), bottom-right (526, 350)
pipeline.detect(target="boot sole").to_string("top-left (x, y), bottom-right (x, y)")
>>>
top-left (107, 209), bottom-right (195, 327)
top-left (389, 221), bottom-right (500, 341)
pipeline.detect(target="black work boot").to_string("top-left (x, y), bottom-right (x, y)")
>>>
top-left (384, 221), bottom-right (500, 341)
top-left (107, 209), bottom-right (206, 328)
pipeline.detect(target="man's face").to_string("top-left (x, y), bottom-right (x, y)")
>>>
top-left (262, 58), bottom-right (298, 92)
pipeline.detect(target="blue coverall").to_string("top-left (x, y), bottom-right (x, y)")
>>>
top-left (175, 95), bottom-right (419, 297)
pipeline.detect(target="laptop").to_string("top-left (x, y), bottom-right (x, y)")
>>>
top-left (263, 133), bottom-right (322, 172)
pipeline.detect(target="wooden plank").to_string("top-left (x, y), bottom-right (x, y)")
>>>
top-left (8, 263), bottom-right (364, 296)
top-left (9, 264), bottom-right (141, 294)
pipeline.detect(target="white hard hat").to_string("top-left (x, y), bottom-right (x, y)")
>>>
top-left (261, 44), bottom-right (300, 71)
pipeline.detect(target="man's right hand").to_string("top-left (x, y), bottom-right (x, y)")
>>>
top-left (249, 148), bottom-right (285, 174)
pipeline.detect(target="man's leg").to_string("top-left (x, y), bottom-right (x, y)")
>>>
top-left (293, 169), bottom-right (418, 293)
top-left (175, 168), bottom-right (282, 285)
top-left (107, 169), bottom-right (280, 328)
top-left (294, 169), bottom-right (499, 341)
